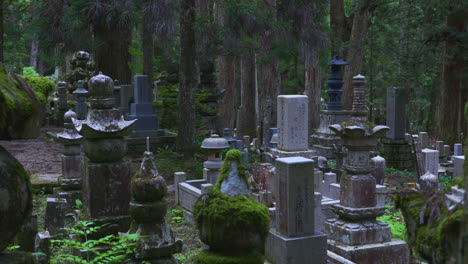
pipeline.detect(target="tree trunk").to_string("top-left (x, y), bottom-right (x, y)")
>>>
top-left (94, 26), bottom-right (132, 83)
top-left (330, 0), bottom-right (346, 55)
top-left (142, 23), bottom-right (154, 100)
top-left (236, 51), bottom-right (257, 140)
top-left (259, 30), bottom-right (281, 148)
top-left (216, 0), bottom-right (237, 134)
top-left (196, 0), bottom-right (215, 93)
top-left (439, 9), bottom-right (467, 146)
top-left (30, 37), bottom-right (39, 70)
top-left (342, 0), bottom-right (371, 110)
top-left (304, 47), bottom-right (321, 132)
top-left (0, 1), bottom-right (3, 62)
top-left (176, 0), bottom-right (198, 158)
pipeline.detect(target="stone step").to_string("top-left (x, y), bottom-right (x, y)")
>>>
top-left (451, 185), bottom-right (465, 198)
top-left (31, 173), bottom-right (61, 194)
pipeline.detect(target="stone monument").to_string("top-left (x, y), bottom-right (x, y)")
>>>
top-left (266, 157), bottom-right (327, 264)
top-left (325, 123), bottom-right (409, 264)
top-left (201, 134), bottom-right (229, 185)
top-left (126, 75), bottom-right (159, 137)
top-left (66, 51), bottom-right (95, 93)
top-left (73, 80), bottom-right (89, 120)
top-left (57, 81), bottom-right (68, 125)
top-left (380, 87), bottom-right (414, 171)
top-left (73, 73), bottom-right (136, 232)
top-left (310, 55), bottom-right (352, 158)
top-left (271, 95), bottom-right (316, 159)
top-left (350, 74), bottom-right (368, 123)
top-left (127, 139), bottom-right (182, 263)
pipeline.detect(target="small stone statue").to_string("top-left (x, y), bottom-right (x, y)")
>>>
top-left (66, 51), bottom-right (95, 93)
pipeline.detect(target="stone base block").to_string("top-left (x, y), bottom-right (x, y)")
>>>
top-left (325, 219), bottom-right (391, 245)
top-left (380, 138), bottom-right (414, 171)
top-left (270, 148), bottom-right (317, 159)
top-left (87, 215), bottom-right (132, 240)
top-left (328, 239), bottom-right (409, 264)
top-left (62, 155), bottom-right (82, 179)
top-left (83, 161), bottom-right (132, 218)
top-left (45, 197), bottom-right (70, 236)
top-left (266, 229), bottom-right (327, 264)
top-left (127, 113), bottom-right (158, 132)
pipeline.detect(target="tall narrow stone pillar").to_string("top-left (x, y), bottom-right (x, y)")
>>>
top-left (266, 157), bottom-right (327, 264)
top-left (127, 75), bottom-right (159, 137)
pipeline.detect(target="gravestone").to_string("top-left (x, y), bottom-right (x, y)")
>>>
top-left (271, 95), bottom-right (316, 159)
top-left (113, 80), bottom-right (121, 108)
top-left (422, 149), bottom-right (439, 176)
top-left (266, 157), bottom-right (327, 264)
top-left (350, 74), bottom-right (368, 122)
top-left (453, 156), bottom-right (465, 178)
top-left (325, 123), bottom-right (408, 264)
top-left (73, 73), bottom-right (136, 232)
top-left (119, 84), bottom-right (132, 114)
top-left (371, 155), bottom-right (386, 185)
top-left (57, 81), bottom-right (68, 125)
top-left (419, 132), bottom-right (429, 149)
top-left (127, 75), bottom-right (159, 137)
top-left (454, 143), bottom-right (463, 156)
top-left (73, 80), bottom-right (89, 120)
top-left (380, 87), bottom-right (414, 171)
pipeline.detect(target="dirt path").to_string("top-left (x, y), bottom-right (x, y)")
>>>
top-left (0, 127), bottom-right (63, 176)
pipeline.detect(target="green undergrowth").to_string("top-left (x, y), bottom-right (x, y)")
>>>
top-left (376, 205), bottom-right (407, 241)
top-left (20, 75), bottom-right (55, 103)
top-left (194, 250), bottom-right (264, 264)
top-left (155, 148), bottom-right (204, 180)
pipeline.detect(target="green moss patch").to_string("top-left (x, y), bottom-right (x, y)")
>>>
top-left (214, 149), bottom-right (248, 190)
top-left (194, 250), bottom-right (264, 264)
top-left (20, 76), bottom-right (55, 103)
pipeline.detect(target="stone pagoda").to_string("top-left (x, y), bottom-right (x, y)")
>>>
top-left (73, 73), bottom-right (136, 231)
top-left (310, 55), bottom-right (352, 158)
top-left (127, 139), bottom-right (182, 263)
top-left (325, 123), bottom-right (409, 264)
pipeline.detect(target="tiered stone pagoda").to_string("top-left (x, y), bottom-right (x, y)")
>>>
top-left (127, 140), bottom-right (182, 263)
top-left (73, 73), bottom-right (136, 231)
top-left (325, 123), bottom-right (409, 263)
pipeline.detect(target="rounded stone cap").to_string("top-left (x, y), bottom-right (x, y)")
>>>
top-left (352, 74), bottom-right (366, 86)
top-left (201, 134), bottom-right (229, 149)
top-left (88, 72), bottom-right (114, 98)
top-left (76, 51), bottom-right (90, 60)
top-left (73, 80), bottom-right (88, 95)
top-left (64, 109), bottom-right (77, 122)
top-left (57, 81), bottom-right (66, 88)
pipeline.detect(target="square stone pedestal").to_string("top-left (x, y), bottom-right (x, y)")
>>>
top-left (266, 229), bottom-right (327, 264)
top-left (328, 239), bottom-right (409, 264)
top-left (310, 110), bottom-right (352, 158)
top-left (270, 148), bottom-right (317, 159)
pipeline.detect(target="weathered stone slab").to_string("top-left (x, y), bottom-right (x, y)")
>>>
top-left (454, 156), bottom-right (465, 178)
top-left (45, 197), bottom-right (69, 235)
top-left (454, 143), bottom-right (463, 156)
top-left (277, 95), bottom-right (308, 151)
top-left (325, 218), bottom-right (391, 246)
top-left (275, 157), bottom-right (315, 236)
top-left (421, 149), bottom-right (439, 176)
top-left (386, 87), bottom-right (406, 139)
top-left (266, 230), bottom-right (327, 264)
top-left (328, 239), bottom-right (409, 264)
top-left (83, 160), bottom-right (132, 218)
top-left (419, 132), bottom-right (428, 149)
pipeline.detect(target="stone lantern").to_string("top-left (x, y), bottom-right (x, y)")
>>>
top-left (222, 128), bottom-right (236, 148)
top-left (201, 134), bottom-right (229, 185)
top-left (56, 109), bottom-right (85, 195)
top-left (326, 55), bottom-right (348, 111)
top-left (73, 80), bottom-right (88, 120)
top-left (325, 123), bottom-right (409, 263)
top-left (73, 73), bottom-right (136, 226)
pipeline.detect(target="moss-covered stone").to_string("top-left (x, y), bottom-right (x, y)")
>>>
top-left (20, 76), bottom-right (55, 103)
top-left (214, 149), bottom-right (248, 190)
top-left (395, 193), bottom-right (462, 263)
top-left (0, 145), bottom-right (32, 251)
top-left (194, 250), bottom-right (264, 264)
top-left (0, 63), bottom-right (44, 139)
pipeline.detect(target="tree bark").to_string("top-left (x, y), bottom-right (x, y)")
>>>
top-left (236, 51), bottom-right (257, 140)
top-left (216, 0), bottom-right (237, 134)
top-left (94, 26), bottom-right (132, 83)
top-left (304, 47), bottom-right (321, 132)
top-left (176, 0), bottom-right (198, 158)
top-left (259, 29), bottom-right (281, 148)
top-left (342, 0), bottom-right (371, 110)
top-left (330, 0), bottom-right (345, 55)
top-left (439, 9), bottom-right (467, 146)
top-left (30, 38), bottom-right (39, 70)
top-left (142, 22), bottom-right (154, 99)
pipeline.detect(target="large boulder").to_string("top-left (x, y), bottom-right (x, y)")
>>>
top-left (0, 145), bottom-right (32, 251)
top-left (0, 63), bottom-right (44, 139)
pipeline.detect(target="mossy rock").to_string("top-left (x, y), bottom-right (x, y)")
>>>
top-left (0, 63), bottom-right (44, 139)
top-left (194, 250), bottom-right (264, 264)
top-left (395, 194), bottom-right (462, 263)
top-left (193, 188), bottom-right (270, 253)
top-left (0, 145), bottom-right (32, 251)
